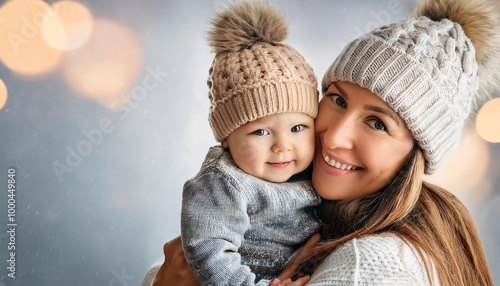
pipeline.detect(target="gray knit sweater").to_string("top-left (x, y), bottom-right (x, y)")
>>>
top-left (181, 146), bottom-right (321, 286)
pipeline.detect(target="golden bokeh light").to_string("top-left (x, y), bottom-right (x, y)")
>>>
top-left (476, 98), bottom-right (500, 143)
top-left (42, 0), bottom-right (93, 51)
top-left (0, 79), bottom-right (7, 110)
top-left (425, 129), bottom-right (491, 203)
top-left (62, 19), bottom-right (142, 104)
top-left (0, 0), bottom-right (63, 76)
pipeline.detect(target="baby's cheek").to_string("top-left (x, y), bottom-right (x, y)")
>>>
top-left (232, 141), bottom-right (261, 166)
top-left (303, 133), bottom-right (316, 162)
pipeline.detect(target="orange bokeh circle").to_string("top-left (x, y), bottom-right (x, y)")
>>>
top-left (0, 0), bottom-right (63, 76)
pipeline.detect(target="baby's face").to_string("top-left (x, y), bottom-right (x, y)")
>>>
top-left (223, 112), bottom-right (315, 182)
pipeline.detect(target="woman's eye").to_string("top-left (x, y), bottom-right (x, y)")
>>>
top-left (291, 125), bottom-right (305, 132)
top-left (367, 119), bottom-right (387, 131)
top-left (329, 94), bottom-right (347, 108)
top-left (252, 129), bottom-right (269, 136)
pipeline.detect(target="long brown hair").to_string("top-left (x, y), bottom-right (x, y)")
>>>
top-left (297, 144), bottom-right (492, 285)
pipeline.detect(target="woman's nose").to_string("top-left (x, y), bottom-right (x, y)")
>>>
top-left (322, 116), bottom-right (354, 150)
top-left (271, 136), bottom-right (292, 153)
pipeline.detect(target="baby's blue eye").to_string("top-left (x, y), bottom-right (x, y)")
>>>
top-left (252, 129), bottom-right (269, 136)
top-left (291, 125), bottom-right (305, 132)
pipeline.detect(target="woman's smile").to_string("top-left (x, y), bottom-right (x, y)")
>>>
top-left (321, 149), bottom-right (361, 171)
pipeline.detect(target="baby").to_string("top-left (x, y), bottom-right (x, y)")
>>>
top-left (181, 2), bottom-right (321, 285)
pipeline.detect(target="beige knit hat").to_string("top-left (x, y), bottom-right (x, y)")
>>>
top-left (322, 0), bottom-right (500, 174)
top-left (207, 1), bottom-right (318, 142)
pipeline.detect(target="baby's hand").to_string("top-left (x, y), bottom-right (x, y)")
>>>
top-left (268, 276), bottom-right (311, 286)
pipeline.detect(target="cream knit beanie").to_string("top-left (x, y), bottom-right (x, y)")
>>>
top-left (207, 1), bottom-right (318, 142)
top-left (322, 0), bottom-right (500, 174)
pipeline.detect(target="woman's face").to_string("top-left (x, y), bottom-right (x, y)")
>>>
top-left (312, 81), bottom-right (414, 200)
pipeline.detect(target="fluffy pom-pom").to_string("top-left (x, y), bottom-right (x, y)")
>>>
top-left (208, 1), bottom-right (288, 53)
top-left (414, 0), bottom-right (500, 114)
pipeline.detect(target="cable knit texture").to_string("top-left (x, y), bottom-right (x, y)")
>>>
top-left (181, 146), bottom-right (322, 285)
top-left (322, 16), bottom-right (478, 174)
top-left (307, 233), bottom-right (438, 286)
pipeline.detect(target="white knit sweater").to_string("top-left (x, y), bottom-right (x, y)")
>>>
top-left (306, 233), bottom-right (438, 286)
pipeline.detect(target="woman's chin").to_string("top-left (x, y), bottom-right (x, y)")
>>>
top-left (312, 168), bottom-right (342, 200)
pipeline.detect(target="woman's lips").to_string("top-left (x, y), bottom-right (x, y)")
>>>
top-left (268, 161), bottom-right (291, 168)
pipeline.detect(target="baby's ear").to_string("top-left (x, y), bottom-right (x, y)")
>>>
top-left (221, 140), bottom-right (228, 149)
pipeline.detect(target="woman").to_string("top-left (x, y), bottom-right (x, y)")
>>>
top-left (147, 0), bottom-right (499, 284)
top-left (298, 0), bottom-right (499, 283)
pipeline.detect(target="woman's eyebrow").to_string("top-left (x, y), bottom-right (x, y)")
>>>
top-left (332, 82), bottom-right (349, 99)
top-left (365, 105), bottom-right (400, 125)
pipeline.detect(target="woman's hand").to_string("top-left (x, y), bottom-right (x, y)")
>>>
top-left (152, 236), bottom-right (199, 286)
top-left (272, 233), bottom-right (320, 285)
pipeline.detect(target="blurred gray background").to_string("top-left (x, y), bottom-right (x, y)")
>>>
top-left (0, 0), bottom-right (498, 285)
